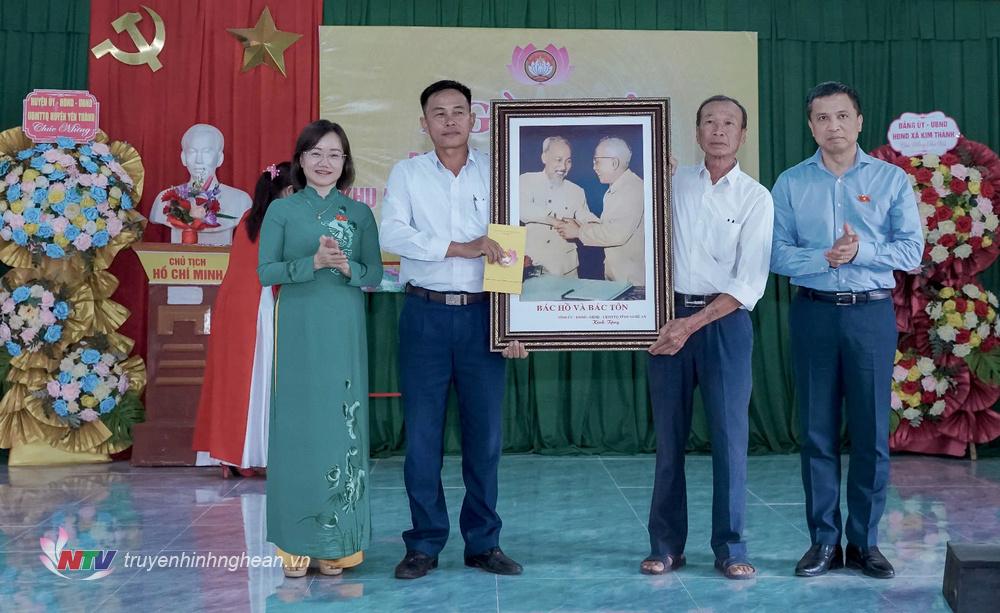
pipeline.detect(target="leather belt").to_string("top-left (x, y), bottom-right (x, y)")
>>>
top-left (676, 292), bottom-right (720, 308)
top-left (405, 284), bottom-right (488, 306)
top-left (798, 287), bottom-right (892, 305)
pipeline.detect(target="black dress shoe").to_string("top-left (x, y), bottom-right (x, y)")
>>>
top-left (394, 551), bottom-right (438, 580)
top-left (846, 544), bottom-right (895, 579)
top-left (464, 547), bottom-right (523, 575)
top-left (795, 544), bottom-right (844, 577)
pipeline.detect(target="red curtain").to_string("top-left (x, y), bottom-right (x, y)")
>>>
top-left (88, 0), bottom-right (321, 359)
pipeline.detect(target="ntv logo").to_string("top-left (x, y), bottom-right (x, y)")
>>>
top-left (39, 528), bottom-right (116, 581)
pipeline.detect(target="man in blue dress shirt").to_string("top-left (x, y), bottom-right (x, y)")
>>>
top-left (771, 82), bottom-right (923, 579)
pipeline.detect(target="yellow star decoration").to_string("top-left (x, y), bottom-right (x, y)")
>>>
top-left (227, 7), bottom-right (302, 77)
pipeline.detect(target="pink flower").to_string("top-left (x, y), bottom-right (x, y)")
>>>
top-left (190, 204), bottom-right (207, 220)
top-left (93, 174), bottom-right (108, 188)
top-left (43, 149), bottom-right (61, 163)
top-left (20, 327), bottom-right (37, 343)
top-left (40, 291), bottom-right (54, 307)
top-left (46, 380), bottom-right (61, 398)
top-left (106, 218), bottom-right (123, 236)
top-left (51, 217), bottom-right (68, 234)
top-left (57, 154), bottom-right (75, 167)
top-left (1, 299), bottom-right (14, 314)
top-left (0, 323), bottom-right (10, 341)
top-left (21, 181), bottom-right (35, 194)
top-left (972, 221), bottom-right (986, 237)
top-left (978, 196), bottom-right (994, 214)
top-left (40, 310), bottom-right (56, 326)
top-left (72, 233), bottom-right (92, 251)
top-left (950, 164), bottom-right (969, 181)
top-left (921, 376), bottom-right (937, 392)
top-left (94, 362), bottom-right (110, 376)
top-left (96, 202), bottom-right (109, 214)
top-left (5, 173), bottom-right (19, 185)
top-left (79, 408), bottom-right (99, 422)
top-left (117, 376), bottom-right (129, 394)
top-left (890, 393), bottom-right (902, 410)
top-left (61, 382), bottom-right (80, 401)
top-left (8, 214), bottom-right (24, 230)
top-left (91, 142), bottom-right (110, 156)
top-left (77, 174), bottom-right (93, 187)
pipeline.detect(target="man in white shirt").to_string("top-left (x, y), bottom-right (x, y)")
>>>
top-left (640, 96), bottom-right (773, 580)
top-left (519, 136), bottom-right (596, 277)
top-left (380, 80), bottom-right (527, 581)
top-left (555, 137), bottom-right (645, 286)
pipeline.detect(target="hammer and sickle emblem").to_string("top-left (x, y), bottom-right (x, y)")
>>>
top-left (91, 5), bottom-right (166, 72)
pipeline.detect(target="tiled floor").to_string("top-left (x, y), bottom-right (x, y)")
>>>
top-left (1, 453), bottom-right (997, 612)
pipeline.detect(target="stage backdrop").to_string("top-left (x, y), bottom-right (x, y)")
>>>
top-left (319, 26), bottom-right (760, 215)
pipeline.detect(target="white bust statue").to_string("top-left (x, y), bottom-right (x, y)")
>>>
top-left (150, 124), bottom-right (252, 246)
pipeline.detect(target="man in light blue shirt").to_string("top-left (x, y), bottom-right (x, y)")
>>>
top-left (771, 81), bottom-right (923, 580)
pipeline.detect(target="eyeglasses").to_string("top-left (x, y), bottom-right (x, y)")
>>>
top-left (592, 156), bottom-right (615, 165)
top-left (306, 151), bottom-right (347, 163)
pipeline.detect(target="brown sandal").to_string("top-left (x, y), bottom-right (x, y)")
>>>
top-left (715, 558), bottom-right (757, 580)
top-left (640, 553), bottom-right (686, 575)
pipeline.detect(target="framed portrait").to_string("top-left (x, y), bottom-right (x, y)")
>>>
top-left (490, 98), bottom-right (673, 351)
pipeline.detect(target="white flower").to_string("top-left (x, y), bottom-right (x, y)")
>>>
top-left (938, 324), bottom-right (958, 342)
top-left (903, 407), bottom-right (922, 422)
top-left (71, 363), bottom-right (87, 378)
top-left (936, 379), bottom-right (950, 395)
top-left (891, 393), bottom-right (903, 410)
top-left (964, 311), bottom-right (979, 328)
top-left (969, 206), bottom-right (983, 221)
top-left (918, 203), bottom-right (936, 219)
top-left (972, 221), bottom-right (986, 236)
top-left (986, 214), bottom-right (1000, 232)
top-left (93, 383), bottom-right (111, 400)
top-left (977, 196), bottom-right (993, 214)
top-left (969, 167), bottom-right (983, 182)
top-left (927, 303), bottom-right (944, 319)
top-left (9, 315), bottom-right (23, 328)
top-left (927, 229), bottom-right (941, 243)
top-left (930, 245), bottom-right (950, 263)
top-left (954, 244), bottom-right (973, 259)
top-left (938, 220), bottom-right (956, 235)
top-left (917, 357), bottom-right (936, 376)
top-left (59, 357), bottom-right (74, 371)
top-left (923, 154), bottom-right (941, 167)
top-left (29, 285), bottom-right (43, 298)
top-left (931, 171), bottom-right (945, 188)
top-left (979, 323), bottom-right (992, 339)
top-left (963, 284), bottom-right (981, 299)
top-left (936, 186), bottom-right (950, 198)
top-left (929, 401), bottom-right (946, 416)
top-left (991, 292), bottom-right (999, 307)
top-left (953, 343), bottom-right (972, 357)
top-left (950, 164), bottom-right (969, 180)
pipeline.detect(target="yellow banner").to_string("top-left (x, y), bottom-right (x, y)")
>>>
top-left (133, 242), bottom-right (230, 285)
top-left (320, 25), bottom-right (759, 222)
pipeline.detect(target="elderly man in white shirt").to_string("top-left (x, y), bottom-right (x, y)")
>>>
top-left (380, 80), bottom-right (526, 582)
top-left (640, 96), bottom-right (773, 581)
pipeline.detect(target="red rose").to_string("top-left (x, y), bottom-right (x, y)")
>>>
top-left (923, 243), bottom-right (933, 258)
top-left (982, 337), bottom-right (998, 352)
top-left (899, 158), bottom-right (916, 173)
top-left (899, 357), bottom-right (917, 369)
top-left (926, 216), bottom-right (939, 230)
top-left (955, 216), bottom-right (973, 233)
top-left (968, 236), bottom-right (983, 250)
top-left (956, 329), bottom-right (972, 344)
top-left (921, 391), bottom-right (937, 405)
top-left (938, 234), bottom-right (958, 248)
top-left (949, 178), bottom-right (968, 194)
top-left (940, 152), bottom-right (960, 166)
top-left (915, 168), bottom-right (933, 184)
top-left (976, 300), bottom-right (989, 318)
top-left (901, 380), bottom-right (920, 395)
top-left (983, 181), bottom-right (996, 199)
top-left (922, 188), bottom-right (941, 205)
top-left (955, 297), bottom-right (968, 312)
top-left (935, 206), bottom-right (953, 221)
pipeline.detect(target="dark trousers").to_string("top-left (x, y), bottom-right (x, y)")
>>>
top-left (647, 305), bottom-right (753, 562)
top-left (398, 295), bottom-right (506, 557)
top-left (790, 294), bottom-right (896, 548)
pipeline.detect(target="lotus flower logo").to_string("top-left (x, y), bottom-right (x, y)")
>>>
top-left (508, 44), bottom-right (573, 86)
top-left (39, 527), bottom-right (116, 581)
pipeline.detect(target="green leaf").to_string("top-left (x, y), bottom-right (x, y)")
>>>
top-left (889, 409), bottom-right (902, 434)
top-left (99, 390), bottom-right (145, 448)
top-left (966, 349), bottom-right (1000, 385)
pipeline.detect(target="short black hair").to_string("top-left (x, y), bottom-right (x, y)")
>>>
top-left (696, 95), bottom-right (748, 130)
top-left (290, 119), bottom-right (355, 191)
top-left (420, 80), bottom-right (472, 112)
top-left (806, 81), bottom-right (862, 117)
